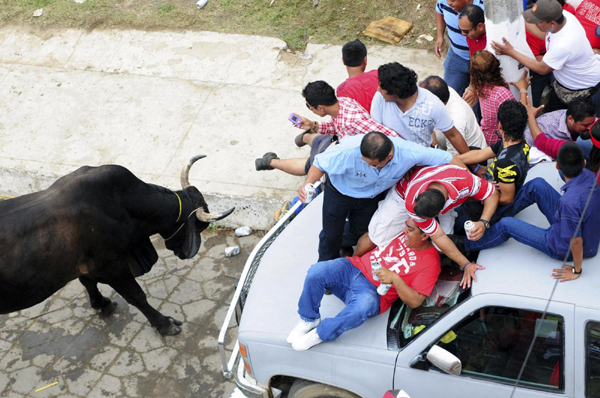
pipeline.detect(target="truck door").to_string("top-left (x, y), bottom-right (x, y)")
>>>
top-left (392, 294), bottom-right (575, 398)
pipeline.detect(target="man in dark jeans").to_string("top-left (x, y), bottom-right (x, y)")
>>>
top-left (298, 132), bottom-right (454, 262)
top-left (460, 143), bottom-right (600, 282)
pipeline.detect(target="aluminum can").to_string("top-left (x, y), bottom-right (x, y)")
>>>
top-left (464, 220), bottom-right (475, 240)
top-left (304, 183), bottom-right (315, 203)
top-left (371, 261), bottom-right (382, 281)
top-left (377, 283), bottom-right (392, 296)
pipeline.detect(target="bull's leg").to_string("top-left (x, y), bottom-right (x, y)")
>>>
top-left (106, 274), bottom-right (182, 336)
top-left (79, 276), bottom-right (117, 315)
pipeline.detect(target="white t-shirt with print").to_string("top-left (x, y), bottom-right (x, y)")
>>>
top-left (370, 87), bottom-right (455, 147)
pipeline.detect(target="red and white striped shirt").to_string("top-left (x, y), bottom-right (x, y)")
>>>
top-left (397, 165), bottom-right (495, 236)
top-left (318, 97), bottom-right (398, 140)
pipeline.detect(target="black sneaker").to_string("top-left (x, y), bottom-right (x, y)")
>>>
top-left (255, 152), bottom-right (279, 171)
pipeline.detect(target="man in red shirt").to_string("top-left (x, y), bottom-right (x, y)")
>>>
top-left (336, 39), bottom-right (379, 113)
top-left (459, 4), bottom-right (487, 56)
top-left (356, 165), bottom-right (499, 288)
top-left (287, 218), bottom-right (441, 351)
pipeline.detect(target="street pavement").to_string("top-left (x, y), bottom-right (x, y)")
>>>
top-left (0, 228), bottom-right (259, 398)
top-left (0, 26), bottom-right (444, 230)
top-left (0, 26), bottom-right (444, 397)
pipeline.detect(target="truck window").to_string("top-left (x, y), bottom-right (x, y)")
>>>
top-left (586, 321), bottom-right (600, 397)
top-left (436, 306), bottom-right (564, 391)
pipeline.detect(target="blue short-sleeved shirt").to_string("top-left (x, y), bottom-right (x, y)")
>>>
top-left (548, 168), bottom-right (600, 258)
top-left (371, 87), bottom-right (455, 147)
top-left (313, 135), bottom-right (453, 199)
top-left (436, 0), bottom-right (485, 61)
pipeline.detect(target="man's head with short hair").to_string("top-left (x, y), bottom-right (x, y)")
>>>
top-left (419, 76), bottom-right (450, 104)
top-left (302, 81), bottom-right (338, 109)
top-left (459, 5), bottom-right (486, 40)
top-left (557, 142), bottom-right (585, 178)
top-left (360, 132), bottom-right (393, 166)
top-left (566, 97), bottom-right (597, 135)
top-left (342, 39), bottom-right (368, 68)
top-left (378, 62), bottom-right (418, 100)
top-left (497, 100), bottom-right (528, 142)
top-left (414, 189), bottom-right (446, 219)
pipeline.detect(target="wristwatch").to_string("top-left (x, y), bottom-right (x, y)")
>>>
top-left (479, 219), bottom-right (491, 229)
top-left (572, 268), bottom-right (582, 275)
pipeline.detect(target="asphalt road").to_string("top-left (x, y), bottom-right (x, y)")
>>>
top-left (0, 228), bottom-right (262, 397)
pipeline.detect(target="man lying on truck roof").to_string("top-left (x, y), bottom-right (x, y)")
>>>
top-left (286, 218), bottom-right (441, 351)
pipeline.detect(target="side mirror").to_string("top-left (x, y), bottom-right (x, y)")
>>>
top-left (426, 345), bottom-right (462, 375)
top-left (383, 390), bottom-right (411, 398)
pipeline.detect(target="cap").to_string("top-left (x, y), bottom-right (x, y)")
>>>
top-left (523, 0), bottom-right (563, 24)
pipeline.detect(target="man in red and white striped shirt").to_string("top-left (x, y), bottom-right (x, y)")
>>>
top-left (356, 164), bottom-right (499, 287)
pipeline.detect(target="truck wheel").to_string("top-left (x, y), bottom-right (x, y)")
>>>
top-left (288, 379), bottom-right (360, 398)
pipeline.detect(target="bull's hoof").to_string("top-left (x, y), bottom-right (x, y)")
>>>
top-left (156, 317), bottom-right (183, 336)
top-left (93, 299), bottom-right (117, 316)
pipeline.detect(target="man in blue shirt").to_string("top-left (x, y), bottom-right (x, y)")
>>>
top-left (298, 131), bottom-right (454, 261)
top-left (461, 142), bottom-right (600, 281)
top-left (435, 0), bottom-right (485, 96)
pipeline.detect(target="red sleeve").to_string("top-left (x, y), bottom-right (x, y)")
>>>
top-left (534, 133), bottom-right (566, 159)
top-left (470, 175), bottom-right (495, 202)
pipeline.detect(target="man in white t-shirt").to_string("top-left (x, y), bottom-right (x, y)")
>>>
top-left (370, 63), bottom-right (470, 154)
top-left (492, 0), bottom-right (600, 114)
top-left (419, 76), bottom-right (487, 157)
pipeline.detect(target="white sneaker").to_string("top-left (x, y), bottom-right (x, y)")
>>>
top-left (292, 328), bottom-right (323, 351)
top-left (286, 318), bottom-right (320, 344)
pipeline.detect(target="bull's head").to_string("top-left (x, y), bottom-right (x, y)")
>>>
top-left (163, 155), bottom-right (234, 259)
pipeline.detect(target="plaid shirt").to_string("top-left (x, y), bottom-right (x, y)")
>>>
top-left (479, 85), bottom-right (515, 146)
top-left (317, 97), bottom-right (398, 139)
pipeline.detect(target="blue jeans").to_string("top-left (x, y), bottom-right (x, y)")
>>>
top-left (318, 181), bottom-right (385, 262)
top-left (297, 258), bottom-right (381, 342)
top-left (464, 178), bottom-right (562, 259)
top-left (443, 47), bottom-right (471, 97)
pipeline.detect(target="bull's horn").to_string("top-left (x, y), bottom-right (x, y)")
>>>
top-left (180, 155), bottom-right (207, 189)
top-left (196, 207), bottom-right (235, 222)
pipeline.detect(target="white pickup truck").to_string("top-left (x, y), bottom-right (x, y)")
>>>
top-left (218, 162), bottom-right (600, 398)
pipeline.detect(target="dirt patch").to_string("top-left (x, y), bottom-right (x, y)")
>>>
top-left (0, 0), bottom-right (439, 51)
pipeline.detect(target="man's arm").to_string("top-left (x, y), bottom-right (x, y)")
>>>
top-left (449, 155), bottom-right (468, 169)
top-left (376, 268), bottom-right (426, 308)
top-left (552, 237), bottom-right (583, 282)
top-left (525, 96), bottom-right (545, 141)
top-left (468, 190), bottom-right (500, 240)
top-left (430, 230), bottom-right (485, 289)
top-left (435, 12), bottom-right (446, 60)
top-left (491, 38), bottom-right (554, 75)
top-left (298, 165), bottom-right (325, 202)
top-left (442, 126), bottom-right (470, 154)
top-left (496, 182), bottom-right (516, 206)
top-left (457, 147), bottom-right (495, 165)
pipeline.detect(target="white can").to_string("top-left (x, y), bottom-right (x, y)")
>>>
top-left (304, 183), bottom-right (315, 203)
top-left (371, 261), bottom-right (382, 281)
top-left (464, 220), bottom-right (475, 240)
top-left (377, 283), bottom-right (392, 296)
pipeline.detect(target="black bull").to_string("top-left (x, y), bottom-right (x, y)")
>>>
top-left (0, 155), bottom-right (234, 335)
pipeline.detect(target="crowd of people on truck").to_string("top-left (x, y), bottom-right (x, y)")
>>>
top-left (255, 0), bottom-right (600, 351)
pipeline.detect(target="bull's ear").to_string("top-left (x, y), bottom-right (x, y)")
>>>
top-left (180, 216), bottom-right (201, 259)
